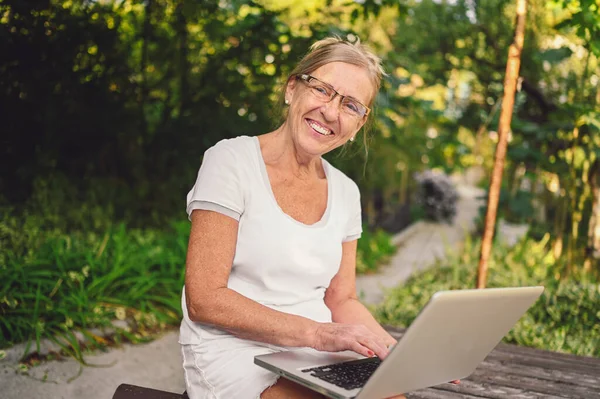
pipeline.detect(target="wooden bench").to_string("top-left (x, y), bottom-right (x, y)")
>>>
top-left (113, 326), bottom-right (600, 398)
top-left (385, 327), bottom-right (600, 398)
top-left (112, 384), bottom-right (188, 399)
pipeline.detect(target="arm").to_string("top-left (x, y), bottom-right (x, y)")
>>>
top-left (185, 210), bottom-right (389, 358)
top-left (185, 209), bottom-right (318, 347)
top-left (324, 240), bottom-right (397, 348)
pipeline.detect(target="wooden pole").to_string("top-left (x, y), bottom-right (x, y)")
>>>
top-left (476, 0), bottom-right (528, 288)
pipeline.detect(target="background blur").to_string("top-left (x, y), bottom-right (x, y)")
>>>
top-left (1, 0), bottom-right (599, 360)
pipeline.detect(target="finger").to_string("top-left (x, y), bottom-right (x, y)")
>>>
top-left (358, 336), bottom-right (389, 359)
top-left (350, 341), bottom-right (374, 358)
top-left (370, 336), bottom-right (391, 359)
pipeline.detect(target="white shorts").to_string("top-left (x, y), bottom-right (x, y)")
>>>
top-left (181, 336), bottom-right (281, 399)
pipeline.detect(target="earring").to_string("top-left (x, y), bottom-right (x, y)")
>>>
top-left (350, 136), bottom-right (355, 142)
top-left (285, 99), bottom-right (290, 105)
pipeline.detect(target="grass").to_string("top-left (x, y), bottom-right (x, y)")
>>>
top-left (1, 220), bottom-right (189, 360)
top-left (356, 227), bottom-right (396, 274)
top-left (374, 234), bottom-right (600, 357)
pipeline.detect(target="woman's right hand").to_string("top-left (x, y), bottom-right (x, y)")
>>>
top-left (312, 323), bottom-right (391, 359)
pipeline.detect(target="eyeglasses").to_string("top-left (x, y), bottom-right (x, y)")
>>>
top-left (296, 74), bottom-right (371, 118)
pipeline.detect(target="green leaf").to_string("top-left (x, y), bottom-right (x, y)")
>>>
top-left (537, 47), bottom-right (573, 64)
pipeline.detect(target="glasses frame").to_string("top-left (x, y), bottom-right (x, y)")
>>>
top-left (296, 74), bottom-right (371, 118)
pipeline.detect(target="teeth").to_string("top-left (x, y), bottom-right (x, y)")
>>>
top-left (308, 121), bottom-right (332, 135)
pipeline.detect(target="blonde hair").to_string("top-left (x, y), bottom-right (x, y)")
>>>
top-left (289, 36), bottom-right (386, 105)
top-left (275, 36), bottom-right (386, 153)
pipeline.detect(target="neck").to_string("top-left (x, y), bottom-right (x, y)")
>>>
top-left (260, 123), bottom-right (325, 179)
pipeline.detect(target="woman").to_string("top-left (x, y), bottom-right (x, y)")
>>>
top-left (180, 37), bottom-right (403, 399)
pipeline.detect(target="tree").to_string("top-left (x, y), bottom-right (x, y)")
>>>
top-left (477, 0), bottom-right (528, 288)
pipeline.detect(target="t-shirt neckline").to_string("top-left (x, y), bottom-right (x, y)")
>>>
top-left (252, 136), bottom-right (332, 228)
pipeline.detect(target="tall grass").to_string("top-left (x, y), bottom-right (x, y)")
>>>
top-left (356, 227), bottom-right (396, 274)
top-left (374, 234), bottom-right (600, 357)
top-left (1, 218), bottom-right (189, 359)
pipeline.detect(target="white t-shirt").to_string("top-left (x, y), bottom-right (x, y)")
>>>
top-left (179, 135), bottom-right (362, 345)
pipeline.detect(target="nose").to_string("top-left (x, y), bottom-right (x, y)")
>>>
top-left (319, 95), bottom-right (342, 121)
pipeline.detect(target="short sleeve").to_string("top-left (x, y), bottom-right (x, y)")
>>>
top-left (343, 181), bottom-right (362, 242)
top-left (186, 143), bottom-right (244, 221)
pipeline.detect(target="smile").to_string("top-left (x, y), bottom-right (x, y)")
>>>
top-left (306, 119), bottom-right (334, 136)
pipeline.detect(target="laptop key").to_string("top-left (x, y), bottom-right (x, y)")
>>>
top-left (301, 357), bottom-right (382, 390)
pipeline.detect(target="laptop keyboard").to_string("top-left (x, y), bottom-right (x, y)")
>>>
top-left (301, 357), bottom-right (382, 391)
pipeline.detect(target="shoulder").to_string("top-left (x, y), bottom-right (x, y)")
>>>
top-left (324, 160), bottom-right (360, 200)
top-left (207, 135), bottom-right (256, 157)
top-left (202, 136), bottom-right (258, 171)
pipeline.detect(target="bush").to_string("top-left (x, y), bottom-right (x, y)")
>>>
top-left (0, 221), bottom-right (189, 358)
top-left (356, 228), bottom-right (396, 275)
top-left (414, 170), bottom-right (458, 223)
top-left (374, 234), bottom-right (600, 357)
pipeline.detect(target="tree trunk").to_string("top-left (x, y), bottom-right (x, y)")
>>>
top-left (476, 0), bottom-right (528, 289)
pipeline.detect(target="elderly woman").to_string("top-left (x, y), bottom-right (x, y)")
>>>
top-left (180, 37), bottom-right (402, 399)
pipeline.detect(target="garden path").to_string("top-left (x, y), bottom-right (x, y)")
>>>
top-left (356, 175), bottom-right (531, 307)
top-left (356, 181), bottom-right (486, 306)
top-left (1, 328), bottom-right (186, 399)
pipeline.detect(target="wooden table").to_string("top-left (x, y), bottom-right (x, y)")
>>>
top-left (113, 326), bottom-right (600, 398)
top-left (384, 327), bottom-right (600, 399)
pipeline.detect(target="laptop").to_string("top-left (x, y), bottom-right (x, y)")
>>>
top-left (255, 286), bottom-right (544, 399)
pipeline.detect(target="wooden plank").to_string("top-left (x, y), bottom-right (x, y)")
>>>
top-left (484, 349), bottom-right (600, 377)
top-left (494, 342), bottom-right (600, 369)
top-left (382, 325), bottom-right (600, 398)
top-left (476, 359), bottom-right (600, 389)
top-left (407, 387), bottom-right (485, 399)
top-left (386, 329), bottom-right (405, 342)
top-left (466, 368), bottom-right (598, 399)
top-left (429, 378), bottom-right (566, 399)
top-left (112, 384), bottom-right (187, 399)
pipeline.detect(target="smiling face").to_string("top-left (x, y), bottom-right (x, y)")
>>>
top-left (284, 62), bottom-right (374, 157)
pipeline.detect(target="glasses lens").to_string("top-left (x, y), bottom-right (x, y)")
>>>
top-left (309, 82), bottom-right (332, 100)
top-left (342, 99), bottom-right (366, 118)
top-left (302, 75), bottom-right (368, 118)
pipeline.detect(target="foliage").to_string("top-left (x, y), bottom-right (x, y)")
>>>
top-left (0, 0), bottom-right (326, 225)
top-left (1, 0), bottom-right (599, 355)
top-left (374, 235), bottom-right (600, 357)
top-left (387, 0), bottom-right (600, 267)
top-left (1, 0), bottom-right (598, 252)
top-left (474, 185), bottom-right (536, 233)
top-left (0, 0), bottom-right (462, 230)
top-left (0, 219), bottom-right (188, 357)
top-left (356, 227), bottom-right (396, 274)
top-left (414, 170), bottom-right (458, 223)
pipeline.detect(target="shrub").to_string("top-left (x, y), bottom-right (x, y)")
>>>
top-left (374, 234), bottom-right (600, 357)
top-left (0, 221), bottom-right (189, 358)
top-left (414, 170), bottom-right (458, 223)
top-left (356, 227), bottom-right (396, 274)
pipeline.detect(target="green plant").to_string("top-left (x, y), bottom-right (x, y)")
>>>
top-left (374, 234), bottom-right (600, 357)
top-left (356, 227), bottom-right (396, 274)
top-left (0, 221), bottom-right (189, 360)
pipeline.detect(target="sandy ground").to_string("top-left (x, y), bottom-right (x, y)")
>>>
top-left (1, 329), bottom-right (185, 398)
